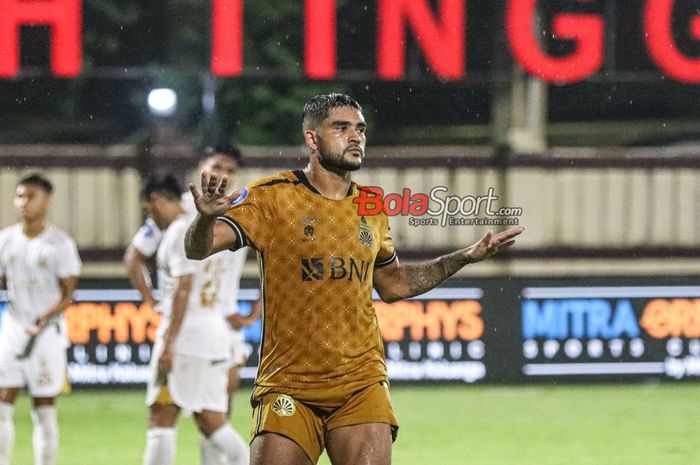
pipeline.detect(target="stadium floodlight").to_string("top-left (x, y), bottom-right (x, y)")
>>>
top-left (147, 88), bottom-right (178, 117)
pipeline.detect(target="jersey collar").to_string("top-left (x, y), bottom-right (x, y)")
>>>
top-left (293, 170), bottom-right (355, 198)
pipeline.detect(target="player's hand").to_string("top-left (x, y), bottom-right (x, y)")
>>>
top-left (189, 171), bottom-right (243, 218)
top-left (227, 313), bottom-right (258, 329)
top-left (157, 345), bottom-right (174, 377)
top-left (143, 297), bottom-right (158, 310)
top-left (26, 316), bottom-right (47, 336)
top-left (464, 226), bottom-right (525, 263)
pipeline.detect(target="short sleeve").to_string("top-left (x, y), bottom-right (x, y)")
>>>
top-left (131, 218), bottom-right (162, 257)
top-left (374, 214), bottom-right (397, 268)
top-left (217, 185), bottom-right (273, 252)
top-left (55, 236), bottom-right (82, 278)
top-left (167, 222), bottom-right (198, 277)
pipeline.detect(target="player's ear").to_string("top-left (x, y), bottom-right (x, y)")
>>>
top-left (304, 129), bottom-right (318, 152)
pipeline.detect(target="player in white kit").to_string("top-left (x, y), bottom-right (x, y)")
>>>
top-left (0, 174), bottom-right (81, 465)
top-left (140, 175), bottom-right (248, 465)
top-left (124, 146), bottom-right (259, 464)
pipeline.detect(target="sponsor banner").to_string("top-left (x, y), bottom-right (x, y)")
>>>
top-left (520, 285), bottom-right (700, 380)
top-left (0, 289), bottom-right (262, 387)
top-left (4, 278), bottom-right (700, 386)
top-left (375, 287), bottom-right (486, 383)
top-left (0, 287), bottom-right (485, 386)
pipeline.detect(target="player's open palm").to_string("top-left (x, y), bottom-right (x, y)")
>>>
top-left (465, 226), bottom-right (525, 263)
top-left (189, 171), bottom-right (242, 217)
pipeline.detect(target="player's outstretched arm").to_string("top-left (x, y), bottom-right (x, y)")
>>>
top-left (373, 226), bottom-right (525, 303)
top-left (185, 171), bottom-right (241, 259)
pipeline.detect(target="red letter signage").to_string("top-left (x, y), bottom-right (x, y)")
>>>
top-left (0, 0), bottom-right (81, 78)
top-left (305, 0), bottom-right (336, 79)
top-left (377, 0), bottom-right (465, 80)
top-left (644, 0), bottom-right (700, 83)
top-left (211, 0), bottom-right (243, 77)
top-left (506, 0), bottom-right (604, 83)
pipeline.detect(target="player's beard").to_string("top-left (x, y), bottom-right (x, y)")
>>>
top-left (317, 145), bottom-right (363, 173)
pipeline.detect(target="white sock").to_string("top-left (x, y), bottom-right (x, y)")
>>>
top-left (201, 435), bottom-right (225, 465)
top-left (0, 402), bottom-right (15, 465)
top-left (143, 427), bottom-right (177, 465)
top-left (208, 425), bottom-right (249, 465)
top-left (31, 406), bottom-right (58, 465)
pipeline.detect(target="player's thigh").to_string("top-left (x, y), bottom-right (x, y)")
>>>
top-left (148, 403), bottom-right (180, 428)
top-left (251, 432), bottom-right (313, 465)
top-left (325, 423), bottom-right (392, 465)
top-left (0, 346), bottom-right (25, 397)
top-left (251, 394), bottom-right (324, 463)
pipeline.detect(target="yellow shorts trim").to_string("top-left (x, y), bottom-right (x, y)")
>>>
top-left (154, 384), bottom-right (175, 406)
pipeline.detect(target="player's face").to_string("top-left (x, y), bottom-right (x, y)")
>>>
top-left (141, 195), bottom-right (167, 229)
top-left (199, 154), bottom-right (239, 183)
top-left (14, 184), bottom-right (50, 222)
top-left (312, 107), bottom-right (367, 173)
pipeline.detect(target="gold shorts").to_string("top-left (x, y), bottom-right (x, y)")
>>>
top-left (250, 382), bottom-right (399, 463)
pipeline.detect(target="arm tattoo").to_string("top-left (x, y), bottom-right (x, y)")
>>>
top-left (403, 251), bottom-right (471, 297)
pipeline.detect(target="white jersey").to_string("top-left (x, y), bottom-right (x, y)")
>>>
top-left (156, 214), bottom-right (236, 360)
top-left (0, 223), bottom-right (81, 345)
top-left (131, 191), bottom-right (248, 317)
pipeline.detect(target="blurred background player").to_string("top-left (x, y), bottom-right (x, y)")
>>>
top-left (139, 174), bottom-right (248, 465)
top-left (123, 145), bottom-right (260, 458)
top-left (0, 174), bottom-right (82, 465)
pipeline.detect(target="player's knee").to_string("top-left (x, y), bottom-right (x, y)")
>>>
top-left (148, 404), bottom-right (179, 427)
top-left (194, 410), bottom-right (227, 437)
top-left (0, 389), bottom-right (20, 405)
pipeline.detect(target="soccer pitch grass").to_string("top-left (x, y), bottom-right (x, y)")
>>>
top-left (8, 383), bottom-right (700, 465)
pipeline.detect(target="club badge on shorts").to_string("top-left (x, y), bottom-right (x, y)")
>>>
top-left (271, 394), bottom-right (296, 417)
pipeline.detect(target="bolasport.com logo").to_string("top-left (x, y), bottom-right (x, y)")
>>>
top-left (353, 186), bottom-right (522, 227)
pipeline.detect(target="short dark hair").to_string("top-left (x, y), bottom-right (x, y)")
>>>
top-left (140, 174), bottom-right (182, 201)
top-left (18, 173), bottom-right (53, 195)
top-left (303, 93), bottom-right (362, 130)
top-left (201, 143), bottom-right (242, 165)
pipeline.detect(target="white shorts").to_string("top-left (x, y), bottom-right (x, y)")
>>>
top-left (146, 338), bottom-right (228, 416)
top-left (0, 325), bottom-right (67, 398)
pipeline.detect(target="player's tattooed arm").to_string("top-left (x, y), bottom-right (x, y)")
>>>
top-left (185, 171), bottom-right (241, 259)
top-left (374, 226), bottom-right (525, 302)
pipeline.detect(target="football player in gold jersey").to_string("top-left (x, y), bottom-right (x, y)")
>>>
top-left (185, 94), bottom-right (525, 465)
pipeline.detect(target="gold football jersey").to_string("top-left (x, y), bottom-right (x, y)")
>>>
top-left (218, 170), bottom-right (396, 405)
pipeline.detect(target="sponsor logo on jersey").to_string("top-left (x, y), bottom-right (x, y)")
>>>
top-left (271, 394), bottom-right (296, 417)
top-left (230, 188), bottom-right (249, 207)
top-left (358, 216), bottom-right (374, 248)
top-left (301, 256), bottom-right (369, 283)
top-left (301, 258), bottom-right (324, 281)
top-left (299, 216), bottom-right (318, 242)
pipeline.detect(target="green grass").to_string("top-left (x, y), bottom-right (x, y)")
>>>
top-left (8, 384), bottom-right (700, 465)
